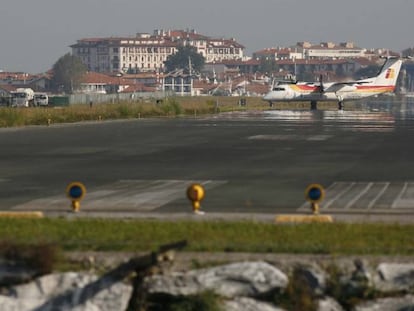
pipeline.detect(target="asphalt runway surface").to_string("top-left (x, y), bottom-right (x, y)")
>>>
top-left (2, 98), bottom-right (414, 222)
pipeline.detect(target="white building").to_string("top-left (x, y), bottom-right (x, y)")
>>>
top-left (71, 29), bottom-right (245, 73)
top-left (298, 41), bottom-right (366, 59)
top-left (253, 42), bottom-right (366, 62)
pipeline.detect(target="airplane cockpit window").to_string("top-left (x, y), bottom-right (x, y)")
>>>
top-left (273, 87), bottom-right (286, 91)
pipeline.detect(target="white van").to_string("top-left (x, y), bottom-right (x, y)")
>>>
top-left (34, 93), bottom-right (49, 107)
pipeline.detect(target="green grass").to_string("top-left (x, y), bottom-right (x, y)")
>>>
top-left (0, 218), bottom-right (413, 255)
top-left (0, 96), bottom-right (342, 127)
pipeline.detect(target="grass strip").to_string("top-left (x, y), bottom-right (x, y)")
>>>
top-left (0, 96), bottom-right (343, 127)
top-left (0, 218), bottom-right (413, 255)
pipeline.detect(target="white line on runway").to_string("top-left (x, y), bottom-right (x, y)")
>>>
top-left (12, 180), bottom-right (227, 212)
top-left (367, 182), bottom-right (389, 209)
top-left (298, 181), bottom-right (414, 211)
top-left (323, 182), bottom-right (356, 209)
top-left (391, 182), bottom-right (408, 208)
top-left (247, 134), bottom-right (332, 141)
top-left (344, 182), bottom-right (373, 209)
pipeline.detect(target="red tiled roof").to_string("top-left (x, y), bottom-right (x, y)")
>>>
top-left (0, 72), bottom-right (35, 80)
top-left (254, 48), bottom-right (291, 55)
top-left (276, 59), bottom-right (353, 65)
top-left (121, 83), bottom-right (156, 93)
top-left (0, 84), bottom-right (17, 92)
top-left (81, 72), bottom-right (118, 84)
top-left (168, 30), bottom-right (209, 41)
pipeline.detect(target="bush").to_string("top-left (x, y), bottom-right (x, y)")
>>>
top-left (274, 267), bottom-right (317, 311)
top-left (0, 241), bottom-right (59, 275)
top-left (147, 291), bottom-right (223, 311)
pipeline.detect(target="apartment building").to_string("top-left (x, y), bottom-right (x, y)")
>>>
top-left (253, 42), bottom-right (366, 61)
top-left (297, 41), bottom-right (366, 59)
top-left (71, 29), bottom-right (244, 73)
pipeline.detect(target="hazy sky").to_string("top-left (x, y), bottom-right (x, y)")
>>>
top-left (2, 0), bottom-right (413, 73)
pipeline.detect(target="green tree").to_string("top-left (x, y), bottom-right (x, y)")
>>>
top-left (258, 58), bottom-right (279, 74)
top-left (51, 53), bottom-right (87, 93)
top-left (164, 45), bottom-right (205, 73)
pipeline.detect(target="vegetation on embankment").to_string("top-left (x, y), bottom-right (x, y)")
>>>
top-left (0, 218), bottom-right (413, 255)
top-left (0, 96), bottom-right (340, 127)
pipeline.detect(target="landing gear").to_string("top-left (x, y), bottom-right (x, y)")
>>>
top-left (310, 101), bottom-right (317, 110)
top-left (338, 101), bottom-right (344, 111)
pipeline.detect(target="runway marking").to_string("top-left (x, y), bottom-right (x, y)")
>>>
top-left (306, 135), bottom-right (333, 141)
top-left (322, 182), bottom-right (356, 209)
top-left (367, 182), bottom-right (389, 209)
top-left (12, 180), bottom-right (227, 212)
top-left (248, 134), bottom-right (332, 141)
top-left (391, 182), bottom-right (408, 208)
top-left (344, 182), bottom-right (373, 209)
top-left (298, 181), bottom-right (414, 212)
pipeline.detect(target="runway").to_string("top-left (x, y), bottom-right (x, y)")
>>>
top-left (2, 97), bottom-right (414, 221)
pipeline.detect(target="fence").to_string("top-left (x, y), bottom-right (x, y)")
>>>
top-left (68, 91), bottom-right (170, 106)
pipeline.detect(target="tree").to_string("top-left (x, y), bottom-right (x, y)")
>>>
top-left (258, 58), bottom-right (279, 74)
top-left (164, 46), bottom-right (205, 74)
top-left (51, 53), bottom-right (87, 93)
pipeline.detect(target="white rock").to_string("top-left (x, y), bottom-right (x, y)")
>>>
top-left (146, 261), bottom-right (288, 298)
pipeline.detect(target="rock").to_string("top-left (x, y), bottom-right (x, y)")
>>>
top-left (0, 272), bottom-right (133, 311)
top-left (145, 261), bottom-right (288, 298)
top-left (375, 263), bottom-right (414, 291)
top-left (354, 294), bottom-right (414, 311)
top-left (317, 296), bottom-right (345, 311)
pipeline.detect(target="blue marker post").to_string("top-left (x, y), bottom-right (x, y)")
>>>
top-left (275, 183), bottom-right (332, 223)
top-left (66, 182), bottom-right (86, 212)
top-left (305, 184), bottom-right (325, 215)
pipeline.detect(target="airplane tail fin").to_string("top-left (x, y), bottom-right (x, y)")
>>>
top-left (373, 57), bottom-right (402, 87)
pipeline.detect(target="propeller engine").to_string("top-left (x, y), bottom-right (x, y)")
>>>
top-left (318, 74), bottom-right (324, 93)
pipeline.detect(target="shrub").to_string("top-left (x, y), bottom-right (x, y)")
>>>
top-left (147, 291), bottom-right (223, 311)
top-left (0, 241), bottom-right (59, 275)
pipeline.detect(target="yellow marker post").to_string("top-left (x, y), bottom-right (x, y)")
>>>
top-left (186, 183), bottom-right (205, 215)
top-left (66, 182), bottom-right (86, 212)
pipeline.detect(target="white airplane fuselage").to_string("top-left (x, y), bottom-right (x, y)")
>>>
top-left (263, 81), bottom-right (392, 102)
top-left (263, 57), bottom-right (402, 109)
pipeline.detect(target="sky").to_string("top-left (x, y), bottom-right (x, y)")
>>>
top-left (1, 0), bottom-right (414, 73)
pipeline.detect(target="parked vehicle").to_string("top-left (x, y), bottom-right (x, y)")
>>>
top-left (34, 93), bottom-right (49, 107)
top-left (11, 88), bottom-right (35, 107)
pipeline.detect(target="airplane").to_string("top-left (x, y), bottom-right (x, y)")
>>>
top-left (263, 56), bottom-right (403, 110)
